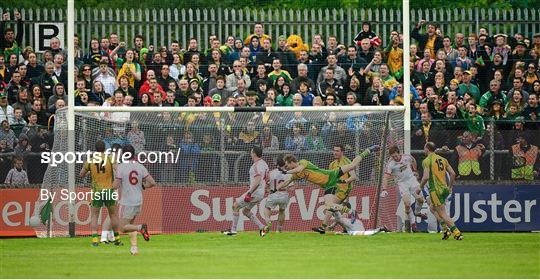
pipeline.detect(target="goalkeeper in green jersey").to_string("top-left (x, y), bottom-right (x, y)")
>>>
top-left (277, 145), bottom-right (380, 233)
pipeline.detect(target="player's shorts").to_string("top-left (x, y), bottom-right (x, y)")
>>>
top-left (320, 168), bottom-right (342, 190)
top-left (429, 187), bottom-right (450, 207)
top-left (236, 194), bottom-right (263, 209)
top-left (335, 183), bottom-right (352, 201)
top-left (118, 204), bottom-right (141, 220)
top-left (398, 178), bottom-right (421, 199)
top-left (91, 189), bottom-right (116, 208)
top-left (265, 191), bottom-right (290, 209)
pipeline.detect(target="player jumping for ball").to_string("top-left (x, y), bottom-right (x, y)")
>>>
top-left (222, 146), bottom-right (269, 237)
top-left (276, 145), bottom-right (380, 228)
top-left (419, 142), bottom-right (463, 240)
top-left (112, 145), bottom-right (156, 255)
top-left (381, 145), bottom-right (428, 232)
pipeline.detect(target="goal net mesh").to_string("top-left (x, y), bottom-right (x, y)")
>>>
top-left (37, 108), bottom-right (404, 236)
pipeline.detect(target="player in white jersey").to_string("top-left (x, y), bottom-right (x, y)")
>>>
top-left (112, 145), bottom-right (156, 255)
top-left (330, 202), bottom-right (387, 236)
top-left (222, 147), bottom-right (269, 237)
top-left (262, 155), bottom-right (292, 233)
top-left (381, 146), bottom-right (427, 232)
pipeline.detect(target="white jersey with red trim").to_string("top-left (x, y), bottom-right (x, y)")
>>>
top-left (116, 161), bottom-right (150, 206)
top-left (249, 158), bottom-right (269, 198)
top-left (385, 154), bottom-right (416, 183)
top-left (268, 169), bottom-right (292, 193)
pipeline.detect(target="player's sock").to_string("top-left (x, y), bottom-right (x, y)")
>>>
top-left (108, 230), bottom-right (115, 241)
top-left (450, 225), bottom-right (461, 235)
top-left (100, 230), bottom-right (108, 242)
top-left (114, 231), bottom-right (120, 241)
top-left (136, 224), bottom-right (142, 231)
top-left (91, 234), bottom-right (99, 246)
top-left (277, 225), bottom-right (282, 232)
top-left (440, 221), bottom-right (448, 231)
top-left (321, 223), bottom-right (328, 230)
top-left (231, 212), bottom-right (239, 232)
top-left (404, 219), bottom-right (411, 232)
top-left (246, 213), bottom-right (265, 229)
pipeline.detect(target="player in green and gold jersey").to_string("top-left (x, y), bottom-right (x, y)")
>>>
top-left (419, 142), bottom-right (463, 240)
top-left (277, 145), bottom-right (379, 232)
top-left (79, 140), bottom-right (122, 246)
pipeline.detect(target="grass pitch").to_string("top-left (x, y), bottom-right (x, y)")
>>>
top-left (1, 232), bottom-right (539, 278)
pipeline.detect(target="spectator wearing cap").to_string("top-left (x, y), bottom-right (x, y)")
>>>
top-left (411, 19), bottom-right (443, 58)
top-left (0, 90), bottom-right (14, 124)
top-left (512, 40), bottom-right (534, 69)
top-left (459, 70), bottom-right (481, 102)
top-left (211, 94), bottom-right (222, 106)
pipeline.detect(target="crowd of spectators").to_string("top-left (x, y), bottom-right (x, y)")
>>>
top-left (0, 10), bottom-right (539, 184)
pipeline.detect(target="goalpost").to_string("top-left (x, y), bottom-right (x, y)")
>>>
top-left (38, 106), bottom-right (406, 236)
top-left (53, 0), bottom-right (412, 237)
